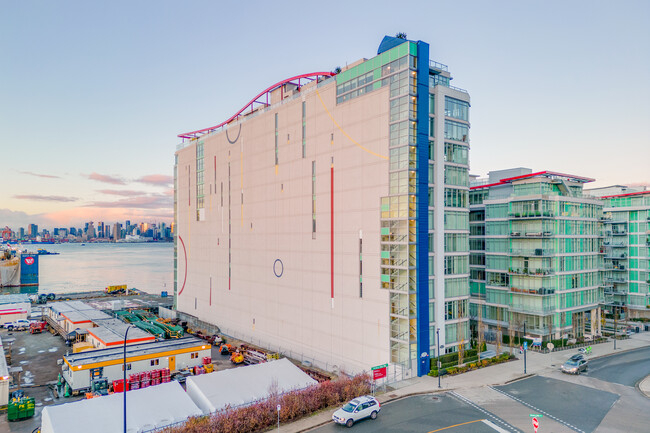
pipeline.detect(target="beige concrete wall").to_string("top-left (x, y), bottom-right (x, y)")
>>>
top-left (176, 79), bottom-right (392, 373)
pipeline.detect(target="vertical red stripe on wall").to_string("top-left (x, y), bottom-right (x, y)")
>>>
top-left (330, 164), bottom-right (334, 300)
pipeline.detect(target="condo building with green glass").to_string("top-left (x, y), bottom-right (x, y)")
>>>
top-left (174, 36), bottom-right (470, 378)
top-left (469, 169), bottom-right (604, 344)
top-left (587, 187), bottom-right (650, 319)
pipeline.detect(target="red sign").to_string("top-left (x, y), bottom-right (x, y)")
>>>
top-left (372, 367), bottom-right (387, 380)
top-left (24, 257), bottom-right (34, 265)
top-left (532, 417), bottom-right (539, 431)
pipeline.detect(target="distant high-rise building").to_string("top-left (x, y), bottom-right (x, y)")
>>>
top-left (70, 227), bottom-right (77, 236)
top-left (113, 223), bottom-right (122, 240)
top-left (28, 224), bottom-right (38, 237)
top-left (87, 222), bottom-right (96, 239)
top-left (19, 228), bottom-right (25, 239)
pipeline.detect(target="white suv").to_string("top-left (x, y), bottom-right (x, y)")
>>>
top-left (332, 395), bottom-right (380, 427)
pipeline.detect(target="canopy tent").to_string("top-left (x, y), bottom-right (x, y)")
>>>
top-left (41, 381), bottom-right (202, 433)
top-left (186, 357), bottom-right (318, 414)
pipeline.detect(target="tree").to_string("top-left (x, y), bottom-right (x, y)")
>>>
top-left (333, 66), bottom-right (342, 75)
top-left (395, 32), bottom-right (407, 39)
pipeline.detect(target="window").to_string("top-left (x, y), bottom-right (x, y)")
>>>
top-left (444, 188), bottom-right (468, 208)
top-left (301, 102), bottom-right (306, 158)
top-left (444, 166), bottom-right (469, 187)
top-left (122, 364), bottom-right (132, 371)
top-left (444, 120), bottom-right (469, 142)
top-left (191, 352), bottom-right (199, 359)
top-left (150, 359), bottom-right (159, 366)
top-left (274, 113), bottom-right (279, 166)
top-left (444, 142), bottom-right (468, 165)
top-left (444, 97), bottom-right (469, 121)
top-left (312, 161), bottom-right (316, 236)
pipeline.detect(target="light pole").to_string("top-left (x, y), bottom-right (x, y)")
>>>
top-left (123, 325), bottom-right (134, 433)
top-left (523, 322), bottom-right (526, 374)
top-left (436, 328), bottom-right (441, 389)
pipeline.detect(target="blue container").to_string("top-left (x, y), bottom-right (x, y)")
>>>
top-left (161, 291), bottom-right (168, 298)
top-left (20, 254), bottom-right (39, 286)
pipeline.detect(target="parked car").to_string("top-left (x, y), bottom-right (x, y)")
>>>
top-left (561, 358), bottom-right (588, 374)
top-left (4, 319), bottom-right (31, 330)
top-left (332, 395), bottom-right (380, 427)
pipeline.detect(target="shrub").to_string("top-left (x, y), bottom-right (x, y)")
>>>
top-left (163, 373), bottom-right (371, 433)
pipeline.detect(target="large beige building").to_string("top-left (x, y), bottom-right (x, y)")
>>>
top-left (174, 36), bottom-right (471, 376)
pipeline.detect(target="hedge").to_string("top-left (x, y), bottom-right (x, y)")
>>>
top-left (163, 373), bottom-right (371, 433)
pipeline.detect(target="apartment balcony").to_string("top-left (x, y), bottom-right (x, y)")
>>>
top-left (604, 266), bottom-right (627, 271)
top-left (510, 248), bottom-right (555, 257)
top-left (510, 286), bottom-right (556, 295)
top-left (604, 276), bottom-right (627, 284)
top-left (510, 231), bottom-right (554, 238)
top-left (510, 303), bottom-right (556, 315)
top-left (604, 220), bottom-right (628, 225)
top-left (606, 231), bottom-right (627, 236)
top-left (604, 254), bottom-right (627, 260)
top-left (603, 241), bottom-right (627, 247)
top-left (508, 211), bottom-right (556, 219)
top-left (508, 268), bottom-right (555, 276)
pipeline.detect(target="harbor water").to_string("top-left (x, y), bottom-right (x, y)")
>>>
top-left (8, 242), bottom-right (173, 295)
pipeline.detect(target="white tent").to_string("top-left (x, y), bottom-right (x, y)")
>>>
top-left (186, 358), bottom-right (318, 414)
top-left (41, 381), bottom-right (202, 433)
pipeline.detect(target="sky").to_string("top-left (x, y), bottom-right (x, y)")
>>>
top-left (1, 0), bottom-right (648, 231)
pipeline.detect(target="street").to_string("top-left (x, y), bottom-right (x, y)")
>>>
top-left (309, 346), bottom-right (650, 433)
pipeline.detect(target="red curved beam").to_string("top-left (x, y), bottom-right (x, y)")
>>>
top-left (177, 235), bottom-right (188, 296)
top-left (178, 72), bottom-right (335, 139)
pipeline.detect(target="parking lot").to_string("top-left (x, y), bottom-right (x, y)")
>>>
top-left (1, 327), bottom-right (84, 433)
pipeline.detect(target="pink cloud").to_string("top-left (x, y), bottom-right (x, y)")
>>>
top-left (87, 172), bottom-right (126, 185)
top-left (41, 207), bottom-right (171, 227)
top-left (20, 171), bottom-right (61, 179)
top-left (136, 174), bottom-right (173, 186)
top-left (97, 189), bottom-right (148, 197)
top-left (85, 194), bottom-right (172, 209)
top-left (13, 194), bottom-right (78, 202)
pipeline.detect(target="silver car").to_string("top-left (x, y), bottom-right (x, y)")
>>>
top-left (332, 395), bottom-right (380, 427)
top-left (561, 358), bottom-right (588, 374)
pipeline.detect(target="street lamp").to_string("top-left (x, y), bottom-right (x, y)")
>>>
top-left (123, 325), bottom-right (135, 433)
top-left (436, 328), bottom-right (441, 389)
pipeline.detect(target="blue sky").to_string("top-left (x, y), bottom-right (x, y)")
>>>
top-left (1, 0), bottom-right (648, 229)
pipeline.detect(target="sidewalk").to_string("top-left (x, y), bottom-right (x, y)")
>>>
top-left (280, 332), bottom-right (650, 432)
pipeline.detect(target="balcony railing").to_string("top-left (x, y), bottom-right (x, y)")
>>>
top-left (510, 287), bottom-right (555, 295)
top-left (510, 248), bottom-right (554, 256)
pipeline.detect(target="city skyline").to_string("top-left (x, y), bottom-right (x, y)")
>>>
top-left (1, 1), bottom-right (648, 229)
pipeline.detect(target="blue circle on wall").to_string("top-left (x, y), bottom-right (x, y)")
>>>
top-left (273, 259), bottom-right (284, 278)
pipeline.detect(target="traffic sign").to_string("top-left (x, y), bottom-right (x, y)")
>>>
top-left (529, 414), bottom-right (543, 417)
top-left (371, 363), bottom-right (388, 370)
top-left (532, 417), bottom-right (539, 432)
top-left (372, 366), bottom-right (387, 380)
top-left (523, 341), bottom-right (528, 351)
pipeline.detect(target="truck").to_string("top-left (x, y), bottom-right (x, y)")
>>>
top-left (105, 284), bottom-right (127, 294)
top-left (4, 319), bottom-right (31, 331)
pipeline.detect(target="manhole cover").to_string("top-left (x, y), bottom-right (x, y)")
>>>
top-left (388, 394), bottom-right (398, 398)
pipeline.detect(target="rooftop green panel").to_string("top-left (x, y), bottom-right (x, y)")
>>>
top-left (389, 48), bottom-right (398, 61)
top-left (374, 68), bottom-right (381, 81)
top-left (398, 43), bottom-right (408, 57)
top-left (409, 42), bottom-right (417, 56)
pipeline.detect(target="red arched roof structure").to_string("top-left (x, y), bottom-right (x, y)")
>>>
top-left (178, 72), bottom-right (335, 139)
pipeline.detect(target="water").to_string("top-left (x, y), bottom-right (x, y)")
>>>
top-left (26, 242), bottom-right (173, 295)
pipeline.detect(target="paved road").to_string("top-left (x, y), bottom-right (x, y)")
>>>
top-left (310, 393), bottom-right (519, 432)
top-left (494, 375), bottom-right (618, 433)
top-left (586, 346), bottom-right (650, 387)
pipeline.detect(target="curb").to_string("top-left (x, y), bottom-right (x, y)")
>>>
top-left (503, 373), bottom-right (536, 384)
top-left (636, 375), bottom-right (650, 399)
